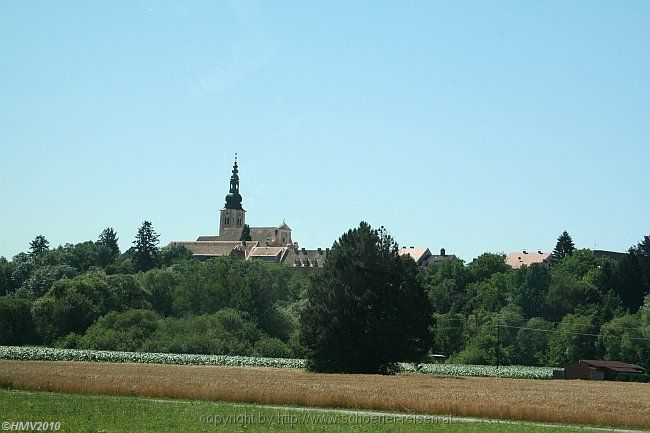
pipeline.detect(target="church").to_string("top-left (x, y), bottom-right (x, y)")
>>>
top-left (171, 157), bottom-right (328, 269)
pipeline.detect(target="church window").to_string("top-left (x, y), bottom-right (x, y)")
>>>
top-left (225, 217), bottom-right (230, 226)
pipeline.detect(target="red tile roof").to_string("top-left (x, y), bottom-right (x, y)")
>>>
top-left (505, 251), bottom-right (552, 269)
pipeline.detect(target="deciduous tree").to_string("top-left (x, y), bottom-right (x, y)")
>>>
top-left (98, 227), bottom-right (120, 256)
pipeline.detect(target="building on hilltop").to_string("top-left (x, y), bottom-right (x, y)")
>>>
top-left (170, 156), bottom-right (326, 269)
top-left (505, 250), bottom-right (552, 269)
top-left (171, 156), bottom-right (452, 271)
top-left (399, 247), bottom-right (457, 267)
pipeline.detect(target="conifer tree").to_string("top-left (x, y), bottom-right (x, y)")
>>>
top-left (552, 231), bottom-right (575, 261)
top-left (132, 221), bottom-right (160, 272)
top-left (300, 221), bottom-right (433, 374)
top-left (29, 235), bottom-right (50, 259)
top-left (636, 235), bottom-right (650, 256)
top-left (632, 235), bottom-right (650, 304)
top-left (240, 224), bottom-right (252, 242)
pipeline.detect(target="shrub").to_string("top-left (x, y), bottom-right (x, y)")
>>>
top-left (254, 337), bottom-right (292, 358)
top-left (615, 373), bottom-right (650, 383)
top-left (79, 309), bottom-right (159, 352)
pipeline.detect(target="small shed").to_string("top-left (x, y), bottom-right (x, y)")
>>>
top-left (564, 360), bottom-right (646, 381)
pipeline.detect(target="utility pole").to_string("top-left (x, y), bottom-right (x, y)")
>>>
top-left (495, 316), bottom-right (500, 370)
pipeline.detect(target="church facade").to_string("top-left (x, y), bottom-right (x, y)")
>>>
top-left (170, 157), bottom-right (327, 269)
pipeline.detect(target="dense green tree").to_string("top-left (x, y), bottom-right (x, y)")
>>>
top-left (10, 253), bottom-right (34, 289)
top-left (597, 314), bottom-right (649, 370)
top-left (449, 323), bottom-right (498, 365)
top-left (636, 235), bottom-right (650, 256)
top-left (467, 253), bottom-right (509, 282)
top-left (553, 249), bottom-right (599, 279)
top-left (98, 227), bottom-right (120, 256)
top-left (596, 289), bottom-right (624, 324)
top-left (31, 271), bottom-right (150, 343)
top-left (447, 305), bottom-right (523, 366)
top-left (78, 309), bottom-right (159, 352)
top-left (24, 264), bottom-right (76, 297)
top-left (139, 268), bottom-right (181, 316)
top-left (172, 258), bottom-right (235, 317)
top-left (157, 244), bottom-right (194, 268)
top-left (140, 309), bottom-right (270, 356)
top-left (619, 251), bottom-right (647, 312)
top-left (172, 257), bottom-right (292, 339)
top-left (0, 257), bottom-right (16, 295)
top-left (433, 313), bottom-right (466, 356)
top-left (300, 222), bottom-right (433, 374)
top-left (132, 221), bottom-right (160, 272)
top-left (583, 258), bottom-right (622, 294)
top-left (545, 272), bottom-right (593, 321)
top-left (548, 313), bottom-right (597, 366)
top-left (254, 336), bottom-right (293, 358)
top-left (0, 296), bottom-right (37, 345)
top-left (490, 304), bottom-right (526, 365)
top-left (465, 273), bottom-right (510, 313)
top-left (632, 235), bottom-right (650, 304)
top-left (29, 235), bottom-right (50, 259)
top-left (512, 263), bottom-right (551, 318)
top-left (514, 317), bottom-right (554, 365)
top-left (643, 293), bottom-right (650, 328)
top-left (47, 271), bottom-right (116, 314)
top-left (552, 231), bottom-right (575, 261)
top-left (31, 291), bottom-right (99, 344)
top-left (40, 241), bottom-right (115, 272)
top-left (106, 274), bottom-right (149, 311)
top-left (423, 257), bottom-right (471, 313)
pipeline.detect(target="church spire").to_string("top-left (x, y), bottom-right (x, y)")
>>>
top-left (224, 154), bottom-right (243, 210)
top-left (230, 153), bottom-right (239, 194)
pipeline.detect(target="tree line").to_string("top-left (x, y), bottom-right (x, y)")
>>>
top-left (1, 221), bottom-right (649, 374)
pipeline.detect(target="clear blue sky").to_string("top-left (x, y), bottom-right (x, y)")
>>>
top-left (1, 1), bottom-right (649, 261)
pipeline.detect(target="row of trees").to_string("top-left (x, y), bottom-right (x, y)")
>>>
top-left (0, 221), bottom-right (191, 298)
top-left (1, 223), bottom-right (649, 374)
top-left (300, 227), bottom-right (650, 372)
top-left (423, 231), bottom-right (650, 370)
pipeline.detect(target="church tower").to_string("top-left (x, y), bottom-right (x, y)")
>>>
top-left (219, 155), bottom-right (246, 236)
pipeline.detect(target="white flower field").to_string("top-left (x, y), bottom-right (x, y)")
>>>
top-left (0, 346), bottom-right (554, 379)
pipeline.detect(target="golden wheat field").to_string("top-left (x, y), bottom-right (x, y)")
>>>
top-left (0, 360), bottom-right (648, 429)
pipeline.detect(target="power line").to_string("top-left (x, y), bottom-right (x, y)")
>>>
top-left (434, 315), bottom-right (648, 333)
top-left (433, 324), bottom-right (650, 342)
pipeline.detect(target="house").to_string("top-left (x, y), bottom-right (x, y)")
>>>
top-left (564, 360), bottom-right (646, 381)
top-left (399, 247), bottom-right (432, 266)
top-left (505, 250), bottom-right (552, 269)
top-left (422, 248), bottom-right (457, 266)
top-left (399, 247), bottom-right (457, 267)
